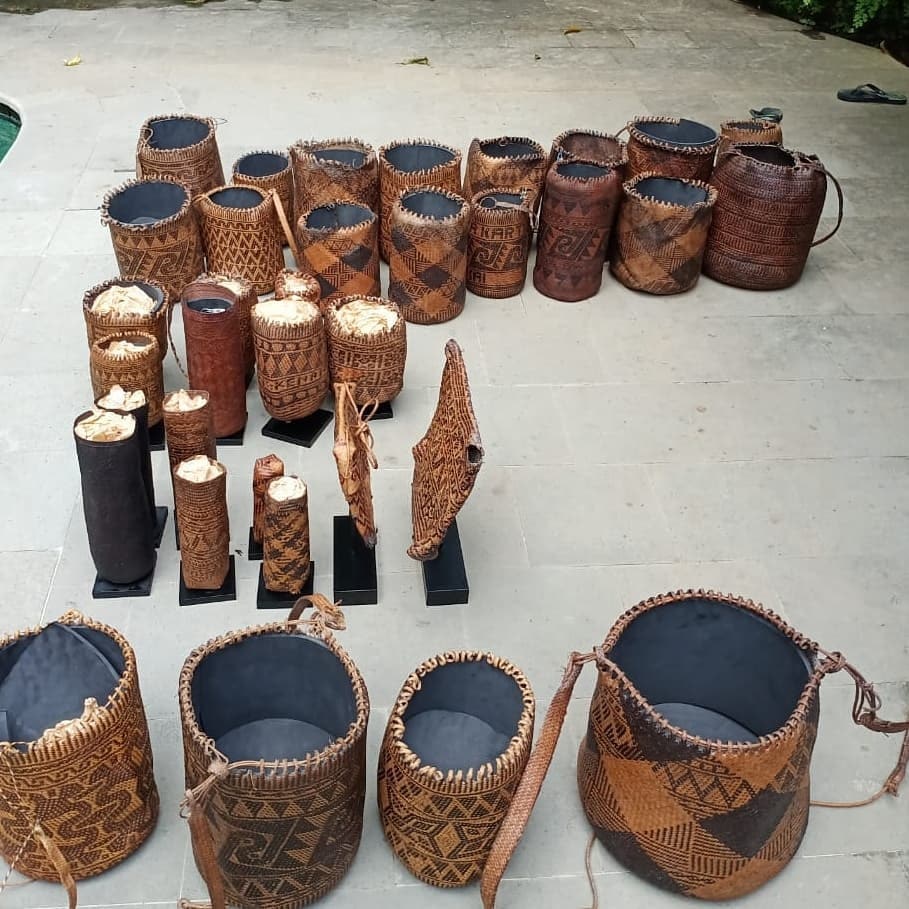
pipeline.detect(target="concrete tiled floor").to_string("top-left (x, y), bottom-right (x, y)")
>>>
top-left (1, 0), bottom-right (908, 905)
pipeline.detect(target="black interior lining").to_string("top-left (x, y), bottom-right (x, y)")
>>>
top-left (557, 161), bottom-right (607, 180)
top-left (401, 190), bottom-right (460, 219)
top-left (638, 119), bottom-right (717, 147)
top-left (385, 144), bottom-right (455, 172)
top-left (635, 176), bottom-right (708, 206)
top-left (148, 117), bottom-right (210, 151)
top-left (186, 297), bottom-right (233, 315)
top-left (306, 203), bottom-right (373, 230)
top-left (209, 187), bottom-right (264, 209)
top-left (236, 152), bottom-right (288, 178)
top-left (741, 145), bottom-right (796, 167)
top-left (481, 139), bottom-right (539, 159)
top-left (107, 181), bottom-right (187, 225)
top-left (479, 192), bottom-right (524, 209)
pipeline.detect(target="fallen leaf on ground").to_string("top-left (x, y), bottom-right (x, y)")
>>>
top-left (63, 54), bottom-right (82, 66)
top-left (563, 26), bottom-right (583, 35)
top-left (399, 56), bottom-right (430, 65)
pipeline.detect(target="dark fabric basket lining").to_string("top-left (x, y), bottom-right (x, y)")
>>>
top-left (741, 145), bottom-right (796, 167)
top-left (148, 117), bottom-right (210, 151)
top-left (557, 161), bottom-right (608, 180)
top-left (401, 190), bottom-right (460, 220)
top-left (209, 187), bottom-right (264, 209)
top-left (314, 148), bottom-right (366, 168)
top-left (480, 140), bottom-right (539, 159)
top-left (107, 181), bottom-right (187, 225)
top-left (236, 152), bottom-right (289, 178)
top-left (635, 176), bottom-right (708, 207)
top-left (186, 297), bottom-right (233, 315)
top-left (479, 192), bottom-right (524, 209)
top-left (306, 203), bottom-right (373, 230)
top-left (638, 119), bottom-right (717, 147)
top-left (386, 144), bottom-right (455, 172)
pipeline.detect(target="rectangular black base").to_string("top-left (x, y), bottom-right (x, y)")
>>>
top-left (422, 520), bottom-right (469, 606)
top-left (93, 554), bottom-right (156, 599)
top-left (217, 424), bottom-right (246, 447)
top-left (248, 526), bottom-right (263, 561)
top-left (148, 421), bottom-right (165, 451)
top-left (256, 562), bottom-right (315, 608)
top-left (179, 554), bottom-right (237, 606)
top-left (368, 400), bottom-right (394, 421)
top-left (153, 505), bottom-right (168, 548)
top-left (262, 410), bottom-right (332, 448)
top-left (333, 514), bottom-right (377, 605)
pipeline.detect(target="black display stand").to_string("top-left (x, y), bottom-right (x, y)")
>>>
top-left (153, 505), bottom-right (168, 548)
top-left (179, 554), bottom-right (237, 606)
top-left (261, 409), bottom-right (332, 448)
top-left (217, 424), bottom-right (246, 447)
top-left (256, 563), bottom-right (315, 608)
top-left (422, 520), bottom-right (469, 606)
top-left (333, 514), bottom-right (377, 605)
top-left (92, 554), bottom-right (157, 599)
top-left (368, 401), bottom-right (394, 421)
top-left (148, 421), bottom-right (166, 451)
top-left (247, 526), bottom-right (263, 560)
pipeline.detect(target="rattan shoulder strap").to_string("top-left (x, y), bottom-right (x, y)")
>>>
top-left (271, 190), bottom-right (302, 269)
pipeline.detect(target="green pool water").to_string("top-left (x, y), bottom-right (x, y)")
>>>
top-left (0, 103), bottom-right (21, 163)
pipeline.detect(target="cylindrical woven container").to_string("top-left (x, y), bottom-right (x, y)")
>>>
top-left (197, 186), bottom-right (284, 295)
top-left (197, 272), bottom-right (256, 383)
top-left (252, 453), bottom-right (284, 546)
top-left (378, 140), bottom-right (462, 260)
top-left (463, 137), bottom-right (547, 210)
top-left (262, 476), bottom-right (311, 594)
top-left (533, 161), bottom-right (623, 302)
top-left (290, 138), bottom-right (379, 216)
top-left (611, 173), bottom-right (718, 295)
top-left (163, 390), bottom-right (217, 498)
top-left (274, 269), bottom-right (321, 303)
top-left (101, 178), bottom-right (204, 301)
top-left (388, 188), bottom-right (471, 324)
top-left (180, 597), bottom-right (369, 909)
top-left (74, 410), bottom-right (155, 585)
top-left (0, 612), bottom-right (158, 889)
top-left (181, 281), bottom-right (247, 438)
top-left (251, 297), bottom-right (329, 422)
top-left (174, 455), bottom-right (230, 590)
top-left (82, 278), bottom-right (169, 362)
top-left (718, 118), bottom-right (783, 158)
top-left (325, 297), bottom-right (406, 406)
top-left (136, 114), bottom-right (224, 198)
top-left (467, 189), bottom-right (532, 299)
top-left (378, 651), bottom-right (535, 887)
top-left (549, 129), bottom-right (628, 174)
top-left (233, 149), bottom-right (294, 225)
top-left (704, 144), bottom-right (842, 290)
top-left (297, 201), bottom-right (381, 304)
top-left (89, 330), bottom-right (164, 427)
top-left (625, 116), bottom-right (719, 182)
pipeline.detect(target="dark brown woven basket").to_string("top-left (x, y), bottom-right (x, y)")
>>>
top-left (136, 113), bottom-right (224, 198)
top-left (718, 119), bottom-right (783, 158)
top-left (325, 296), bottom-right (406, 406)
top-left (378, 651), bottom-right (535, 887)
top-left (262, 477), bottom-right (311, 594)
top-left (0, 611), bottom-right (158, 893)
top-left (252, 454), bottom-right (284, 546)
top-left (388, 188), bottom-right (471, 324)
top-left (196, 272), bottom-right (256, 383)
top-left (251, 298), bottom-right (330, 422)
top-left (625, 116), bottom-right (718, 182)
top-left (233, 149), bottom-right (294, 227)
top-left (89, 330), bottom-right (164, 427)
top-left (173, 455), bottom-right (230, 590)
top-left (179, 597), bottom-right (369, 909)
top-left (274, 269), bottom-right (322, 303)
top-left (101, 177), bottom-right (204, 301)
top-left (467, 189), bottom-right (532, 299)
top-left (704, 145), bottom-right (843, 290)
top-left (297, 201), bottom-right (381, 304)
top-left (163, 390), bottom-right (217, 501)
top-left (533, 160), bottom-right (623, 302)
top-left (463, 136), bottom-right (547, 210)
top-left (82, 278), bottom-right (169, 362)
top-left (290, 138), bottom-right (379, 216)
top-left (378, 140), bottom-right (463, 260)
top-left (197, 186), bottom-right (284, 295)
top-left (611, 172), bottom-right (717, 295)
top-left (549, 129), bottom-right (628, 173)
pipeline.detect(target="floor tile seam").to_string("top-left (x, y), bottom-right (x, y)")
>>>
top-left (505, 455), bottom-right (909, 468)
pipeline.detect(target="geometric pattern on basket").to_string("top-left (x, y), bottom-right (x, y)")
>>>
top-left (263, 482), bottom-right (312, 595)
top-left (89, 330), bottom-right (165, 427)
top-left (625, 117), bottom-right (718, 183)
top-left (252, 454), bottom-right (285, 546)
top-left (408, 339), bottom-right (483, 561)
top-left (466, 189), bottom-right (531, 299)
top-left (463, 137), bottom-right (547, 211)
top-left (232, 150), bottom-right (295, 226)
top-left (136, 114), bottom-right (224, 199)
top-left (290, 138), bottom-right (379, 217)
top-left (82, 277), bottom-right (170, 362)
top-left (174, 463), bottom-right (230, 590)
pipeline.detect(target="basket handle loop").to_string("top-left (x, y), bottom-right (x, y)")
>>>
top-left (271, 189), bottom-right (302, 269)
top-left (809, 164), bottom-right (844, 247)
top-left (616, 123), bottom-right (630, 138)
top-left (480, 649), bottom-right (597, 909)
top-left (287, 594), bottom-right (346, 633)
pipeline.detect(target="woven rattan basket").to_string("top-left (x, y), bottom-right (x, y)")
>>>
top-left (378, 651), bottom-right (535, 887)
top-left (467, 189), bottom-right (532, 299)
top-left (262, 477), bottom-right (311, 595)
top-left (136, 113), bottom-right (224, 198)
top-left (274, 269), bottom-right (321, 303)
top-left (290, 138), bottom-right (379, 216)
top-left (0, 612), bottom-right (158, 900)
top-left (196, 272), bottom-right (257, 383)
top-left (180, 596), bottom-right (369, 909)
top-left (233, 149), bottom-right (294, 226)
top-left (549, 129), bottom-right (628, 172)
top-left (252, 454), bottom-right (284, 547)
top-left (89, 330), bottom-right (164, 427)
top-left (718, 118), bottom-right (783, 158)
top-left (463, 136), bottom-right (547, 210)
top-left (82, 278), bottom-right (169, 362)
top-left (625, 116), bottom-right (718, 182)
top-left (101, 177), bottom-right (204, 301)
top-left (174, 455), bottom-right (230, 590)
top-left (163, 390), bottom-right (217, 505)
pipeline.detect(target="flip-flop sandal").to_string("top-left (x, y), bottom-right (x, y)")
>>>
top-left (749, 107), bottom-right (783, 122)
top-left (837, 83), bottom-right (907, 104)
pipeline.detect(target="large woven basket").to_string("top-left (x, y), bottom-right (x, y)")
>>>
top-left (611, 173), bottom-right (717, 295)
top-left (388, 188), bottom-right (471, 324)
top-left (180, 596), bottom-right (369, 909)
top-left (625, 116), bottom-right (718, 182)
top-left (196, 272), bottom-right (257, 384)
top-left (197, 186), bottom-right (284, 295)
top-left (297, 201), bottom-right (381, 304)
top-left (136, 113), bottom-right (223, 198)
top-left (0, 612), bottom-right (158, 897)
top-left (467, 189), bottom-right (532, 299)
top-left (718, 118), bottom-right (783, 158)
top-left (479, 589), bottom-right (909, 908)
top-left (704, 144), bottom-right (843, 290)
top-left (290, 138), bottom-right (379, 216)
top-left (82, 277), bottom-right (169, 362)
top-left (378, 651), bottom-right (535, 887)
top-left (101, 177), bottom-right (204, 301)
top-left (463, 136), bottom-right (547, 210)
top-left (378, 139), bottom-right (462, 260)
top-left (549, 129), bottom-right (628, 173)
top-left (89, 330), bottom-right (164, 427)
top-left (325, 296), bottom-right (406, 406)
top-left (233, 149), bottom-right (294, 226)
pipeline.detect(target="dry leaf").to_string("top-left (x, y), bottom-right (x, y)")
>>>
top-left (63, 54), bottom-right (82, 66)
top-left (563, 26), bottom-right (583, 35)
top-left (399, 56), bottom-right (430, 66)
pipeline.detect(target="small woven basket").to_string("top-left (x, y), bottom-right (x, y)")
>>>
top-left (101, 177), bottom-right (204, 301)
top-left (196, 272), bottom-right (257, 383)
top-left (89, 330), bottom-right (164, 427)
top-left (297, 201), bottom-right (381, 304)
top-left (274, 269), bottom-right (322, 303)
top-left (378, 651), bottom-right (535, 887)
top-left (82, 278), bottom-right (169, 362)
top-left (388, 188), bottom-right (471, 324)
top-left (163, 390), bottom-right (217, 500)
top-left (135, 113), bottom-right (224, 198)
top-left (325, 296), bottom-right (406, 406)
top-left (625, 116), bottom-right (718, 182)
top-left (718, 118), bottom-right (783, 158)
top-left (463, 136), bottom-right (547, 210)
top-left (290, 137), bottom-right (379, 216)
top-left (262, 477), bottom-right (311, 594)
top-left (232, 149), bottom-right (294, 226)
top-left (174, 455), bottom-right (230, 590)
top-left (252, 453), bottom-right (284, 546)
top-left (378, 139), bottom-right (462, 260)
top-left (197, 186), bottom-right (284, 294)
top-left (466, 189), bottom-right (532, 299)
